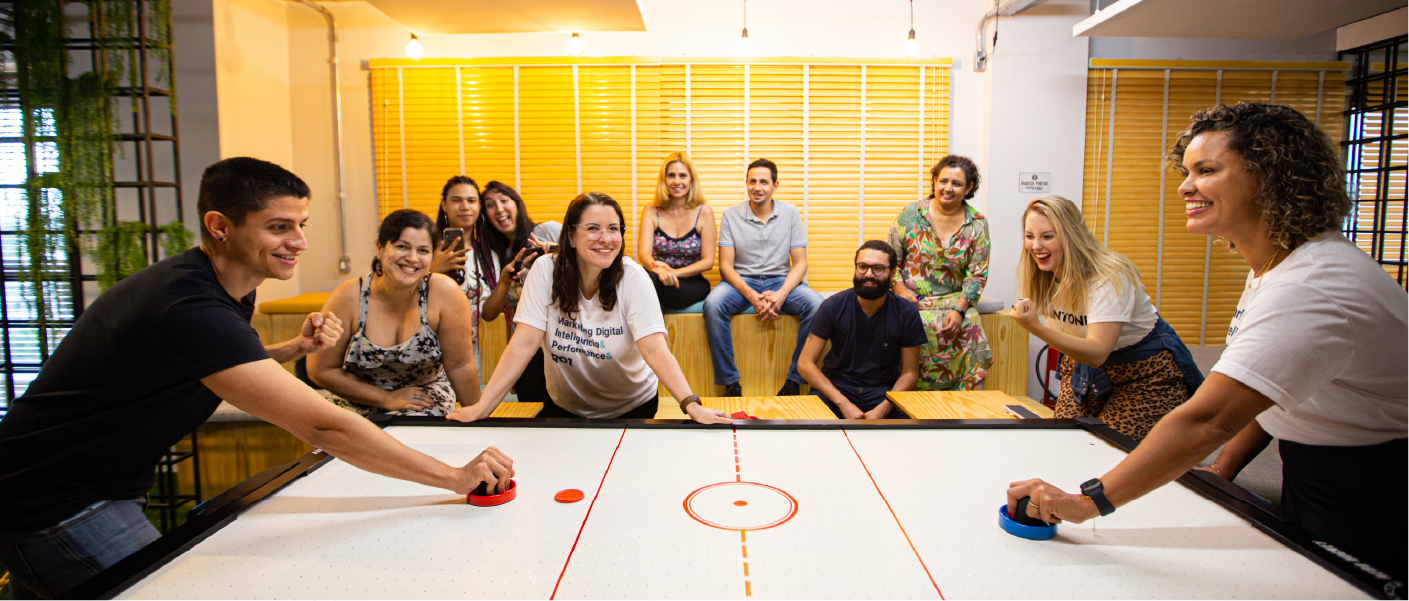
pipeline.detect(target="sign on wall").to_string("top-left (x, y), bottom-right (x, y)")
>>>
top-left (1019, 172), bottom-right (1051, 193)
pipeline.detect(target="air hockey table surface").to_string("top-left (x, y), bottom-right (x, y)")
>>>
top-left (75, 417), bottom-right (1400, 599)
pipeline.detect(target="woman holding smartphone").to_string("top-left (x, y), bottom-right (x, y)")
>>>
top-left (430, 176), bottom-right (488, 375)
top-left (474, 181), bottom-right (561, 404)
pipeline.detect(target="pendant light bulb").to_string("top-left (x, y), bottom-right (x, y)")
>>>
top-left (901, 0), bottom-right (919, 58)
top-left (736, 28), bottom-right (752, 57)
top-left (567, 32), bottom-right (585, 57)
top-left (405, 33), bottom-right (424, 60)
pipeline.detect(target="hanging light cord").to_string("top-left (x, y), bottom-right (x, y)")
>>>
top-left (742, 0), bottom-right (749, 37)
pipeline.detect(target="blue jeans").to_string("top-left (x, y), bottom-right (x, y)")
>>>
top-left (703, 276), bottom-right (822, 385)
top-left (0, 498), bottom-right (159, 599)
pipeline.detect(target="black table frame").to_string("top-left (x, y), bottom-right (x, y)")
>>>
top-left (69, 416), bottom-right (1404, 600)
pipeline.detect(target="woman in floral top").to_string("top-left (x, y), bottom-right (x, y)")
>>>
top-left (430, 176), bottom-right (490, 383)
top-left (887, 155), bottom-right (994, 390)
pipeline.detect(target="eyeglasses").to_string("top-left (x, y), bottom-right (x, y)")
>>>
top-left (854, 263), bottom-right (890, 276)
top-left (574, 224), bottom-right (626, 240)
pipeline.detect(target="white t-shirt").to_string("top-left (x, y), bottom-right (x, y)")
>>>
top-left (1213, 232), bottom-right (1408, 447)
top-left (515, 256), bottom-right (667, 418)
top-left (1046, 276), bottom-right (1159, 350)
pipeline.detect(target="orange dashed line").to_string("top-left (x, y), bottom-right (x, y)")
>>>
top-left (735, 428), bottom-right (752, 598)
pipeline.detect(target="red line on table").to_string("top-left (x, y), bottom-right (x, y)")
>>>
top-left (549, 426), bottom-right (628, 600)
top-left (841, 428), bottom-right (945, 600)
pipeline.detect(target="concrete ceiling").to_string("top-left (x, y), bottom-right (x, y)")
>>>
top-left (364, 0), bottom-right (648, 34)
top-left (1073, 0), bottom-right (1406, 38)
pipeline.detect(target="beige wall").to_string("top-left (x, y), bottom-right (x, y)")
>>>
top-left (213, 0), bottom-right (300, 302)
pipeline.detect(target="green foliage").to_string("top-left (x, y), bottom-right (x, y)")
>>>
top-left (4, 0), bottom-right (177, 341)
top-left (95, 220), bottom-right (191, 291)
top-left (158, 219), bottom-right (193, 257)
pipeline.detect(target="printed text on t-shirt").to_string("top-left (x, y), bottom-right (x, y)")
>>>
top-left (1051, 310), bottom-right (1087, 326)
top-left (550, 315), bottom-right (620, 363)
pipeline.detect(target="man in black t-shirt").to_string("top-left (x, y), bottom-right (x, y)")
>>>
top-left (798, 240), bottom-right (928, 419)
top-left (0, 158), bottom-right (513, 599)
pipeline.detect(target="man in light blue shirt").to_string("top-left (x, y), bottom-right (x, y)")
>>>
top-left (706, 158), bottom-right (823, 397)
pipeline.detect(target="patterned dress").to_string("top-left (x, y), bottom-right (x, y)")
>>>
top-left (322, 275), bottom-right (456, 417)
top-left (887, 200), bottom-right (993, 390)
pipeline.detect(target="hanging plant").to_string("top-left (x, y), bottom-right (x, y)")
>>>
top-left (2, 0), bottom-right (177, 352)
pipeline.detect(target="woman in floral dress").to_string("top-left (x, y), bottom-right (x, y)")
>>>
top-left (887, 155), bottom-right (993, 390)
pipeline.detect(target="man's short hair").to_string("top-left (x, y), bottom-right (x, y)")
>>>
top-left (746, 158), bottom-right (778, 182)
top-left (197, 157), bottom-right (310, 240)
top-left (855, 239), bottom-right (898, 270)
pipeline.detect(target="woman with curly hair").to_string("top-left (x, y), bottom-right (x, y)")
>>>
top-left (1011, 195), bottom-right (1203, 441)
top-left (448, 192), bottom-right (732, 424)
top-left (887, 155), bottom-right (993, 390)
top-left (1006, 103), bottom-right (1406, 579)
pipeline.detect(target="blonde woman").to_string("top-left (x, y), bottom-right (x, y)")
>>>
top-left (637, 152), bottom-right (717, 310)
top-left (1011, 195), bottom-right (1203, 441)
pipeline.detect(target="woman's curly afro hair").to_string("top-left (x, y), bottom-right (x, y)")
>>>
top-left (1167, 102), bottom-right (1350, 250)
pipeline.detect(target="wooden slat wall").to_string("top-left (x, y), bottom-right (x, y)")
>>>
top-left (371, 59), bottom-right (950, 293)
top-left (1084, 63), bottom-right (1349, 345)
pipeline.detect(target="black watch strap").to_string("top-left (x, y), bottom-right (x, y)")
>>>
top-left (1081, 478), bottom-right (1116, 516)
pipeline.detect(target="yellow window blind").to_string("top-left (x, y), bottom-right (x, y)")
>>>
top-left (863, 66), bottom-right (926, 248)
top-left (630, 66), bottom-right (662, 261)
top-left (400, 68), bottom-right (460, 217)
top-left (370, 57), bottom-right (951, 293)
top-left (806, 66), bottom-right (864, 292)
top-left (578, 66), bottom-right (636, 253)
top-left (517, 67), bottom-right (578, 226)
top-left (459, 66), bottom-right (516, 203)
top-left (1084, 60), bottom-right (1349, 345)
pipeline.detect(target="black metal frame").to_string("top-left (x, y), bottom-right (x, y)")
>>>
top-left (1340, 35), bottom-right (1407, 287)
top-left (0, 0), bottom-right (184, 407)
top-left (69, 417), bottom-right (1404, 600)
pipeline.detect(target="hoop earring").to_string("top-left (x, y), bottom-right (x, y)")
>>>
top-left (372, 258), bottom-right (383, 277)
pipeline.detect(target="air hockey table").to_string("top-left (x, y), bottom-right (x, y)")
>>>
top-left (73, 416), bottom-right (1402, 599)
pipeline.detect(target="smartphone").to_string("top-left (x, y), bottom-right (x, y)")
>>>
top-left (512, 245), bottom-right (548, 275)
top-left (442, 228), bottom-right (464, 251)
top-left (1003, 404), bottom-right (1041, 419)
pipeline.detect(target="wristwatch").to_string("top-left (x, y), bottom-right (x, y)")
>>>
top-left (677, 394), bottom-right (702, 412)
top-left (1080, 478), bottom-right (1116, 516)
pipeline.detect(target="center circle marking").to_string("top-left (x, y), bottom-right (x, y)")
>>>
top-left (684, 482), bottom-right (797, 531)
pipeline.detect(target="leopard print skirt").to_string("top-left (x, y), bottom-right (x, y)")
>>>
top-left (1054, 350), bottom-right (1190, 442)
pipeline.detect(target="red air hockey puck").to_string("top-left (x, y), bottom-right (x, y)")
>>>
top-left (554, 489), bottom-right (585, 503)
top-left (468, 479), bottom-right (517, 507)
